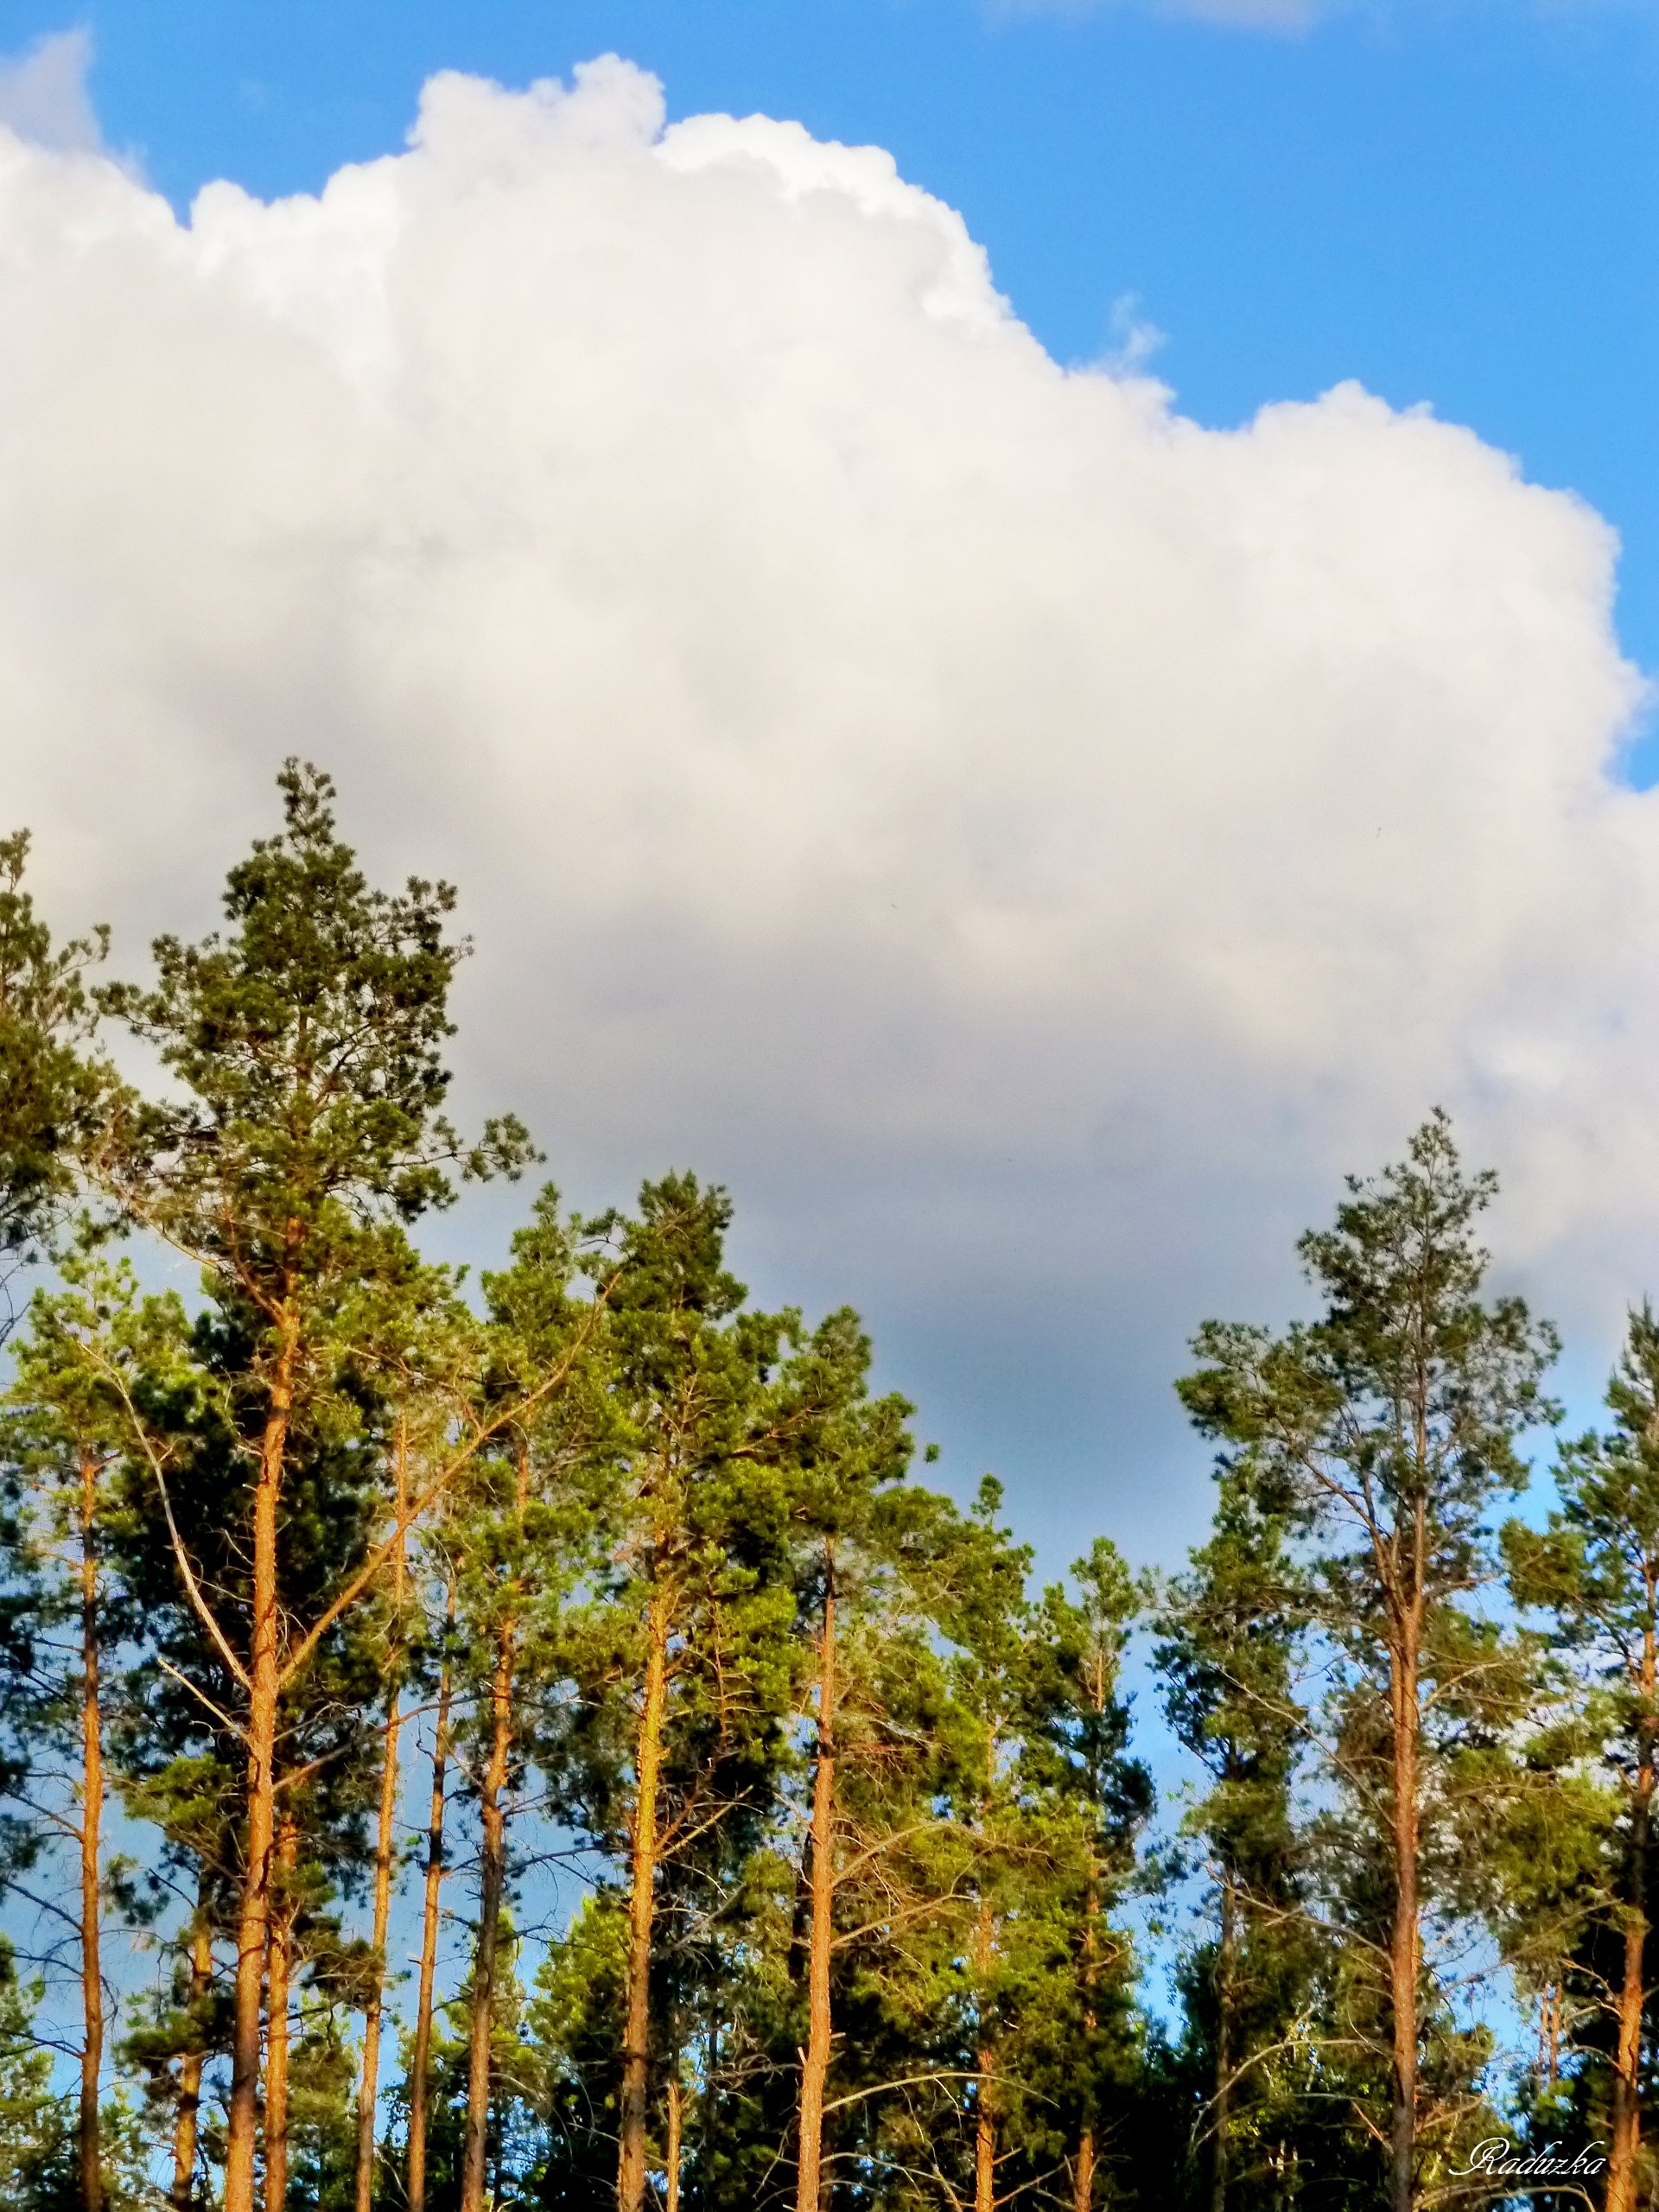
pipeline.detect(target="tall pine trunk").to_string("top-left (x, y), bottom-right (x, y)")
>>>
top-left (975, 1723), bottom-right (998, 2212)
top-left (1212, 1866), bottom-right (1235, 2212)
top-left (665, 2075), bottom-right (683, 2212)
top-left (225, 1313), bottom-right (296, 2212)
top-left (405, 1582), bottom-right (454, 2212)
top-left (618, 1586), bottom-right (671, 2212)
top-left (78, 1449), bottom-right (105, 2212)
top-left (353, 1430), bottom-right (409, 2212)
top-left (264, 1814), bottom-right (299, 2212)
top-left (1607, 1621), bottom-right (1655, 2212)
top-left (975, 1893), bottom-right (996, 2212)
top-left (459, 1619), bottom-right (513, 2212)
top-left (796, 1547), bottom-right (836, 2212)
top-left (1388, 1612), bottom-right (1421, 2212)
top-left (461, 1440), bottom-right (531, 2212)
top-left (169, 1904), bottom-right (213, 2212)
top-left (1075, 1866), bottom-right (1099, 2212)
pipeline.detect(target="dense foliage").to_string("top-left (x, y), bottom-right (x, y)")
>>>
top-left (0, 767), bottom-right (1646, 2212)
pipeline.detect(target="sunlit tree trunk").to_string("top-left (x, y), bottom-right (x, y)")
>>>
top-left (77, 1447), bottom-right (105, 2212)
top-left (1607, 1618), bottom-right (1655, 2212)
top-left (354, 1424), bottom-right (409, 2212)
top-left (461, 1442), bottom-right (530, 2212)
top-left (169, 1903), bottom-right (213, 2212)
top-left (405, 1579), bottom-right (454, 2212)
top-left (263, 1812), bottom-right (300, 2212)
top-left (618, 1586), bottom-right (671, 2212)
top-left (225, 1309), bottom-right (296, 2212)
top-left (796, 1546), bottom-right (836, 2212)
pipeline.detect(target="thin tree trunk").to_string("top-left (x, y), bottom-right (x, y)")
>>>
top-left (1608, 1624), bottom-right (1655, 2212)
top-left (1389, 1619), bottom-right (1421, 2212)
top-left (354, 1423), bottom-right (410, 2212)
top-left (975, 1721), bottom-right (998, 2212)
top-left (461, 1440), bottom-right (531, 2212)
top-left (796, 1544), bottom-right (836, 2212)
top-left (225, 1313), bottom-right (296, 2212)
top-left (1075, 1643), bottom-right (1108, 2212)
top-left (170, 1906), bottom-right (213, 2212)
top-left (459, 1624), bottom-right (512, 2212)
top-left (264, 1813), bottom-right (299, 2212)
top-left (618, 1586), bottom-right (671, 2212)
top-left (406, 1580), bottom-right (454, 2212)
top-left (665, 2075), bottom-right (683, 2212)
top-left (78, 1450), bottom-right (105, 2212)
top-left (1213, 1864), bottom-right (1236, 2212)
top-left (975, 1921), bottom-right (996, 2212)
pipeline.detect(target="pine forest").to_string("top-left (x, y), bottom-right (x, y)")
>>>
top-left (3, 759), bottom-right (1656, 2212)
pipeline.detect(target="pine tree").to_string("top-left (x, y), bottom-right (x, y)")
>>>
top-left (1504, 1304), bottom-right (1659, 2212)
top-left (449, 1189), bottom-right (621, 2212)
top-left (1037, 1540), bottom-right (1152, 2212)
top-left (1156, 1474), bottom-right (1316, 2212)
top-left (1179, 1115), bottom-right (1559, 2212)
top-left (552, 1175), bottom-right (802, 2212)
top-left (0, 1251), bottom-right (192, 2212)
top-left (93, 760), bottom-right (535, 2212)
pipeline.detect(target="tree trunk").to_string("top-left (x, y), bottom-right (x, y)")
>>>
top-left (264, 1814), bottom-right (299, 2212)
top-left (78, 1450), bottom-right (105, 2212)
top-left (1073, 2131), bottom-right (1095, 2212)
top-left (354, 1427), bottom-right (409, 2212)
top-left (170, 1907), bottom-right (213, 2212)
top-left (796, 1546), bottom-right (836, 2212)
top-left (1607, 1623), bottom-right (1655, 2212)
top-left (975, 1720), bottom-right (998, 2212)
top-left (975, 2011), bottom-right (996, 2212)
top-left (665, 2075), bottom-right (683, 2212)
top-left (618, 1586), bottom-right (671, 2212)
top-left (1075, 1866), bottom-right (1099, 2212)
top-left (976, 1885), bottom-right (996, 2212)
top-left (461, 1440), bottom-right (531, 2212)
top-left (1213, 1864), bottom-right (1236, 2212)
top-left (405, 1582), bottom-right (454, 2212)
top-left (459, 1619), bottom-right (513, 2212)
top-left (224, 1316), bottom-right (296, 2212)
top-left (1388, 1620), bottom-right (1421, 2212)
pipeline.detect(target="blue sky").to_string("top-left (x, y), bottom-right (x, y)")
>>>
top-left (16, 0), bottom-right (1659, 764)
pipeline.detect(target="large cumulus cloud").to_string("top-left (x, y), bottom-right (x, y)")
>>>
top-left (1, 54), bottom-right (1651, 1559)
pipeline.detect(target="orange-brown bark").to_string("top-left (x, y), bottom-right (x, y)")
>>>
top-left (224, 1308), bottom-right (297, 2212)
top-left (1606, 1619), bottom-right (1655, 2212)
top-left (353, 1426), bottom-right (409, 2212)
top-left (665, 2075), bottom-right (683, 2212)
top-left (405, 1581), bottom-right (454, 2212)
top-left (78, 1448), bottom-right (105, 2212)
top-left (618, 1587), bottom-right (671, 2212)
top-left (461, 1441), bottom-right (531, 2212)
top-left (796, 1547), bottom-right (837, 2212)
top-left (1386, 1497), bottom-right (1425, 2212)
top-left (169, 1910), bottom-right (213, 2212)
top-left (263, 1814), bottom-right (299, 2212)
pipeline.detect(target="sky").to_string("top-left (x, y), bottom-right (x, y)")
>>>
top-left (3, 1), bottom-right (1658, 1573)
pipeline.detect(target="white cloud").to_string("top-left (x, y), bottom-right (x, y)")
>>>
top-left (0, 28), bottom-right (99, 152)
top-left (1, 54), bottom-right (1651, 1560)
